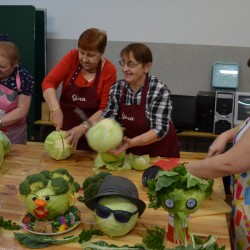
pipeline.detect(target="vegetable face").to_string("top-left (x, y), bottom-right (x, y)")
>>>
top-left (146, 163), bottom-right (214, 246)
top-left (86, 119), bottom-right (123, 152)
top-left (19, 169), bottom-right (80, 221)
top-left (24, 183), bottom-right (71, 220)
top-left (44, 130), bottom-right (74, 160)
top-left (94, 196), bottom-right (139, 237)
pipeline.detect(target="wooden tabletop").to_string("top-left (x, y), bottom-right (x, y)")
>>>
top-left (0, 142), bottom-right (231, 249)
top-left (177, 130), bottom-right (217, 139)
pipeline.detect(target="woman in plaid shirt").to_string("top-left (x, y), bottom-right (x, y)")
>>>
top-left (102, 43), bottom-right (180, 157)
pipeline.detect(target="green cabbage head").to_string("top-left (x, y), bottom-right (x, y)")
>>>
top-left (24, 181), bottom-right (72, 220)
top-left (94, 196), bottom-right (139, 237)
top-left (86, 119), bottom-right (123, 152)
top-left (130, 154), bottom-right (150, 170)
top-left (44, 130), bottom-right (74, 160)
top-left (0, 143), bottom-right (4, 167)
top-left (0, 131), bottom-right (11, 156)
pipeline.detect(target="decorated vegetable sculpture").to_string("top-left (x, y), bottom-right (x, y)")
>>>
top-left (144, 163), bottom-right (214, 247)
top-left (84, 174), bottom-right (146, 237)
top-left (44, 130), bottom-right (74, 160)
top-left (18, 168), bottom-right (80, 233)
top-left (86, 118), bottom-right (123, 152)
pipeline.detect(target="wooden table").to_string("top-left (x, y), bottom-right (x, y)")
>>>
top-left (0, 142), bottom-right (232, 249)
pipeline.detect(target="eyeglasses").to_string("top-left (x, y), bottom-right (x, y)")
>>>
top-left (119, 60), bottom-right (142, 69)
top-left (95, 204), bottom-right (138, 223)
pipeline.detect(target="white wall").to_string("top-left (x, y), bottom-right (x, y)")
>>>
top-left (1, 0), bottom-right (250, 47)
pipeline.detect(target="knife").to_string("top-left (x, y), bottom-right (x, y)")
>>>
top-left (73, 108), bottom-right (92, 128)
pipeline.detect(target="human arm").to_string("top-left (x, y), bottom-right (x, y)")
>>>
top-left (1, 94), bottom-right (31, 127)
top-left (206, 126), bottom-right (238, 158)
top-left (42, 50), bottom-right (80, 130)
top-left (43, 88), bottom-right (63, 131)
top-left (186, 127), bottom-right (250, 179)
top-left (109, 129), bottom-right (158, 155)
top-left (64, 110), bottom-right (103, 149)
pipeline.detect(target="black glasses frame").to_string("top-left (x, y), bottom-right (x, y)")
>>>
top-left (95, 204), bottom-right (138, 223)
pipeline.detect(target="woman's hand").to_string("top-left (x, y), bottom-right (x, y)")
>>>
top-left (50, 108), bottom-right (63, 131)
top-left (206, 134), bottom-right (229, 158)
top-left (206, 127), bottom-right (237, 158)
top-left (64, 124), bottom-right (87, 149)
top-left (108, 137), bottom-right (131, 155)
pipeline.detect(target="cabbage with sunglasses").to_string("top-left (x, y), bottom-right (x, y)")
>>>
top-left (85, 175), bottom-right (146, 237)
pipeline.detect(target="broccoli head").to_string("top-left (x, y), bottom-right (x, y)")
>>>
top-left (82, 172), bottom-right (112, 201)
top-left (19, 168), bottom-right (80, 196)
top-left (50, 168), bottom-right (73, 183)
top-left (19, 173), bottom-right (49, 195)
top-left (51, 177), bottom-right (70, 195)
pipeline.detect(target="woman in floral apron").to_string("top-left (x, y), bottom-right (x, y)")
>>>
top-left (0, 41), bottom-right (34, 144)
top-left (102, 43), bottom-right (180, 157)
top-left (186, 117), bottom-right (250, 249)
top-left (42, 28), bottom-right (116, 150)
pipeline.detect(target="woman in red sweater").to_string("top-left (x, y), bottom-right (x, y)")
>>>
top-left (42, 28), bottom-right (116, 150)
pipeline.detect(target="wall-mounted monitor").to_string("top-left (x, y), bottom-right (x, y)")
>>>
top-left (170, 94), bottom-right (197, 132)
top-left (234, 92), bottom-right (250, 126)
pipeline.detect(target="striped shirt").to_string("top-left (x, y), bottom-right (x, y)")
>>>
top-left (102, 74), bottom-right (173, 140)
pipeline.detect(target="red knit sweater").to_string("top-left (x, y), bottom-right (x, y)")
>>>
top-left (42, 49), bottom-right (116, 110)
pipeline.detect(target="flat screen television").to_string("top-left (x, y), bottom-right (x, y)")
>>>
top-left (234, 92), bottom-right (250, 126)
top-left (170, 94), bottom-right (197, 132)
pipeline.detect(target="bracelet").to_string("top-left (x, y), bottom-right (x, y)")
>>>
top-left (48, 100), bottom-right (58, 107)
top-left (49, 106), bottom-right (61, 113)
top-left (82, 121), bottom-right (89, 130)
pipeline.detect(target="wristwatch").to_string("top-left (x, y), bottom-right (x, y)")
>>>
top-left (82, 121), bottom-right (89, 130)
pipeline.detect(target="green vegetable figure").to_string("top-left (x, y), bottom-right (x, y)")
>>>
top-left (44, 130), bottom-right (74, 160)
top-left (18, 168), bottom-right (80, 233)
top-left (144, 163), bottom-right (214, 246)
top-left (85, 175), bottom-right (146, 237)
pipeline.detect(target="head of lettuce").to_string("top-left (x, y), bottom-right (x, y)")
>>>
top-left (44, 131), bottom-right (74, 160)
top-left (86, 119), bottom-right (123, 153)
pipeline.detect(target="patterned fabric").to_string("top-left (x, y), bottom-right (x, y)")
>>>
top-left (0, 64), bottom-right (34, 95)
top-left (0, 69), bottom-right (31, 144)
top-left (102, 74), bottom-right (172, 139)
top-left (231, 117), bottom-right (250, 250)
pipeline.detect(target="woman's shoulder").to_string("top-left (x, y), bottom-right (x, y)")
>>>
top-left (17, 64), bottom-right (34, 80)
top-left (148, 74), bottom-right (169, 91)
top-left (64, 49), bottom-right (79, 60)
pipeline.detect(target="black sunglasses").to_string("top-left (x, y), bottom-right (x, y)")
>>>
top-left (95, 204), bottom-right (138, 223)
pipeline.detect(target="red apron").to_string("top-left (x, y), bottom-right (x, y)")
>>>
top-left (60, 61), bottom-right (101, 150)
top-left (0, 71), bottom-right (27, 144)
top-left (119, 80), bottom-right (180, 157)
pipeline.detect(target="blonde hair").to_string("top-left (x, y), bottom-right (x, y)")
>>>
top-left (0, 41), bottom-right (20, 65)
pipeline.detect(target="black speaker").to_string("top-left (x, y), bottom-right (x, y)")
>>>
top-left (196, 91), bottom-right (215, 132)
top-left (213, 90), bottom-right (235, 134)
